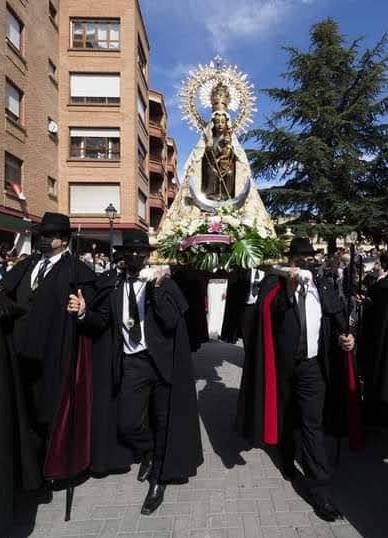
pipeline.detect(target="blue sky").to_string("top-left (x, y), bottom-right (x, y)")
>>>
top-left (140, 0), bottom-right (387, 184)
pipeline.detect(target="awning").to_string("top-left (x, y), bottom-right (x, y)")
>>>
top-left (0, 213), bottom-right (32, 233)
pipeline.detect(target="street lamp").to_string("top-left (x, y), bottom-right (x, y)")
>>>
top-left (105, 203), bottom-right (117, 265)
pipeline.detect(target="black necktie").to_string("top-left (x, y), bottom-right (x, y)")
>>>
top-left (252, 269), bottom-right (261, 297)
top-left (33, 258), bottom-right (50, 290)
top-left (297, 284), bottom-right (308, 359)
top-left (128, 279), bottom-right (141, 344)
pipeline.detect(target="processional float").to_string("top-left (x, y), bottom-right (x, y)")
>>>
top-left (154, 57), bottom-right (280, 272)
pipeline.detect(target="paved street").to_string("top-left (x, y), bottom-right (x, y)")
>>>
top-left (10, 342), bottom-right (388, 538)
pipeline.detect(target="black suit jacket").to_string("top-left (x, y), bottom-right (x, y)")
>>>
top-left (272, 274), bottom-right (347, 380)
top-left (83, 275), bottom-right (188, 385)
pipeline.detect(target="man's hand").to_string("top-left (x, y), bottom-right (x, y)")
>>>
top-left (287, 267), bottom-right (300, 294)
top-left (67, 289), bottom-right (86, 317)
top-left (153, 266), bottom-right (170, 287)
top-left (338, 333), bottom-right (355, 352)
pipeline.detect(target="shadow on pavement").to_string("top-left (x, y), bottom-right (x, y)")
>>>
top-left (194, 341), bottom-right (251, 468)
top-left (331, 430), bottom-right (388, 538)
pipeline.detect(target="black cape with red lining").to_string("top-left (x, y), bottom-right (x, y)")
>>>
top-left (236, 274), bottom-right (363, 448)
top-left (0, 253), bottom-right (97, 487)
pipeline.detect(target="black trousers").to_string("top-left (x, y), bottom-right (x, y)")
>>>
top-left (279, 357), bottom-right (330, 502)
top-left (118, 350), bottom-right (171, 481)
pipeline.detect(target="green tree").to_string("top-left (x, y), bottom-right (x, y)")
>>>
top-left (247, 19), bottom-right (387, 251)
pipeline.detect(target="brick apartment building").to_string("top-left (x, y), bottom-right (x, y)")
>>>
top-left (1, 0), bottom-right (178, 252)
top-left (1, 0), bottom-right (60, 248)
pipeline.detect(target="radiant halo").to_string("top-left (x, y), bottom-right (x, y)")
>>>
top-left (178, 57), bottom-right (257, 135)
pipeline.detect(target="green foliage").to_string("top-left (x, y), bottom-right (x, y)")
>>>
top-left (157, 232), bottom-right (283, 272)
top-left (246, 19), bottom-right (388, 243)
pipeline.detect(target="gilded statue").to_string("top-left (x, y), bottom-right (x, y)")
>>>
top-left (201, 83), bottom-right (236, 201)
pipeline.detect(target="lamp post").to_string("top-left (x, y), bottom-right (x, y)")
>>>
top-left (105, 203), bottom-right (117, 265)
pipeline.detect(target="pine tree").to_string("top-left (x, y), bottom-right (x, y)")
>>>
top-left (247, 19), bottom-right (387, 250)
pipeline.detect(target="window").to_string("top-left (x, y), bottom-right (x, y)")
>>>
top-left (138, 138), bottom-right (147, 169)
top-left (49, 59), bottom-right (57, 79)
top-left (70, 184), bottom-right (120, 214)
top-left (4, 153), bottom-right (22, 192)
top-left (138, 190), bottom-right (147, 221)
top-left (71, 19), bottom-right (120, 50)
top-left (70, 128), bottom-right (120, 160)
top-left (137, 91), bottom-right (146, 124)
top-left (48, 176), bottom-right (57, 196)
top-left (5, 80), bottom-right (23, 123)
top-left (70, 73), bottom-right (120, 105)
top-left (49, 2), bottom-right (57, 25)
top-left (6, 7), bottom-right (23, 52)
top-left (137, 39), bottom-right (147, 77)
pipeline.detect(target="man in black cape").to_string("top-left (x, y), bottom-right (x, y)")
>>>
top-left (236, 238), bottom-right (361, 522)
top-left (0, 294), bottom-right (26, 534)
top-left (360, 251), bottom-right (388, 426)
top-left (221, 268), bottom-right (265, 348)
top-left (0, 212), bottom-right (96, 503)
top-left (68, 229), bottom-right (203, 515)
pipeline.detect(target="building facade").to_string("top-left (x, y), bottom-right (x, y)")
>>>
top-left (58, 0), bottom-right (150, 247)
top-left (1, 0), bottom-right (177, 252)
top-left (148, 89), bottom-right (178, 231)
top-left (1, 0), bottom-right (60, 246)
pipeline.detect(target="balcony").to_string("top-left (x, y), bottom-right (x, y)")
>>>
top-left (150, 206), bottom-right (164, 230)
top-left (149, 158), bottom-right (164, 175)
top-left (149, 190), bottom-right (166, 210)
top-left (149, 120), bottom-right (166, 139)
top-left (167, 160), bottom-right (176, 174)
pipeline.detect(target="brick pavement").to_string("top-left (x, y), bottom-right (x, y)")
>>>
top-left (10, 342), bottom-right (388, 538)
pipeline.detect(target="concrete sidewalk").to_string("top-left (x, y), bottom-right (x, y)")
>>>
top-left (10, 342), bottom-right (388, 538)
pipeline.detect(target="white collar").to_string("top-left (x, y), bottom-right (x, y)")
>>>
top-left (42, 248), bottom-right (69, 265)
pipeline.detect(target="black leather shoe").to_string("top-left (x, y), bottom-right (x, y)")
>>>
top-left (141, 483), bottom-right (166, 515)
top-left (137, 452), bottom-right (153, 483)
top-left (313, 500), bottom-right (343, 522)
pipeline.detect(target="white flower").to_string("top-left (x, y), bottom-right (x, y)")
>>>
top-left (188, 219), bottom-right (202, 235)
top-left (222, 215), bottom-right (240, 228)
top-left (241, 216), bottom-right (254, 227)
top-left (208, 215), bottom-right (222, 225)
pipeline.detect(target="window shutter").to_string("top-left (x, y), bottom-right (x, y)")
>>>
top-left (70, 74), bottom-right (120, 98)
top-left (6, 9), bottom-right (22, 50)
top-left (70, 184), bottom-right (121, 214)
top-left (70, 128), bottom-right (120, 138)
top-left (6, 82), bottom-right (21, 118)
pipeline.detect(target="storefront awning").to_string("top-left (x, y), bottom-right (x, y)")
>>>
top-left (0, 213), bottom-right (32, 233)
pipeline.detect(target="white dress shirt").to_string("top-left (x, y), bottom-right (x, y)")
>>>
top-left (30, 249), bottom-right (69, 289)
top-left (295, 275), bottom-right (322, 359)
top-left (246, 269), bottom-right (265, 305)
top-left (122, 279), bottom-right (147, 354)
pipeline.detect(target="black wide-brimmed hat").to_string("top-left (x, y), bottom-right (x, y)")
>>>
top-left (114, 229), bottom-right (155, 252)
top-left (288, 237), bottom-right (316, 257)
top-left (35, 212), bottom-right (72, 236)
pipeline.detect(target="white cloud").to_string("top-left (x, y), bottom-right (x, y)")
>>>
top-left (141, 0), bottom-right (318, 52)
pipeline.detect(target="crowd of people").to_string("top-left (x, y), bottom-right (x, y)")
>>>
top-left (0, 212), bottom-right (388, 534)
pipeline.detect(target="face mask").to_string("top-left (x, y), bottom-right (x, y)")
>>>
top-left (39, 236), bottom-right (55, 254)
top-left (300, 259), bottom-right (319, 272)
top-left (125, 254), bottom-right (147, 275)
